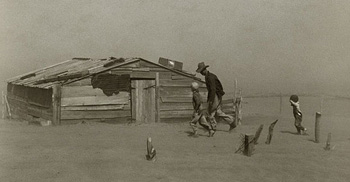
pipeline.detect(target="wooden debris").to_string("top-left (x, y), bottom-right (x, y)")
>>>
top-left (265, 120), bottom-right (278, 144)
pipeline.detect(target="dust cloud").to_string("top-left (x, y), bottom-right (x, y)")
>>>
top-left (1, 0), bottom-right (349, 96)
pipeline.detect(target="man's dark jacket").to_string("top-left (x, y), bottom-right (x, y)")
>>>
top-left (205, 71), bottom-right (225, 103)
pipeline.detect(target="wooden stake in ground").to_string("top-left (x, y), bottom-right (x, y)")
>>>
top-left (146, 137), bottom-right (156, 161)
top-left (315, 112), bottom-right (321, 143)
top-left (243, 134), bottom-right (255, 157)
top-left (325, 133), bottom-right (331, 150)
top-left (254, 124), bottom-right (264, 144)
top-left (265, 120), bottom-right (278, 144)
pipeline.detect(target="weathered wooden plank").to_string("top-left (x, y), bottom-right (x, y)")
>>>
top-left (62, 86), bottom-right (128, 98)
top-left (158, 72), bottom-right (172, 80)
top-left (161, 97), bottom-right (192, 103)
top-left (27, 106), bottom-right (52, 120)
top-left (130, 72), bottom-right (156, 79)
top-left (108, 71), bottom-right (133, 75)
top-left (61, 104), bottom-right (128, 111)
top-left (149, 67), bottom-right (171, 72)
top-left (160, 86), bottom-right (207, 96)
top-left (132, 67), bottom-right (150, 72)
top-left (110, 68), bottom-right (133, 71)
top-left (119, 61), bottom-right (140, 68)
top-left (61, 110), bottom-right (131, 120)
top-left (7, 60), bottom-right (71, 82)
top-left (160, 80), bottom-right (206, 87)
top-left (7, 94), bottom-right (27, 106)
top-left (160, 102), bottom-right (193, 111)
top-left (17, 60), bottom-right (83, 85)
top-left (60, 117), bottom-right (131, 125)
top-left (171, 75), bottom-right (192, 80)
top-left (61, 95), bottom-right (130, 106)
top-left (139, 60), bottom-right (160, 68)
top-left (62, 85), bottom-right (103, 97)
top-left (160, 110), bottom-right (193, 118)
top-left (7, 97), bottom-right (28, 114)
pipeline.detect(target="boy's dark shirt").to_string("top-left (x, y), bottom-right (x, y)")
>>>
top-left (205, 71), bottom-right (225, 103)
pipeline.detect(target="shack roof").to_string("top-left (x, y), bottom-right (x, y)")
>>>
top-left (7, 57), bottom-right (202, 89)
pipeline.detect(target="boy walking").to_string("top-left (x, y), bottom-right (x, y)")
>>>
top-left (290, 95), bottom-right (307, 135)
top-left (189, 82), bottom-right (215, 137)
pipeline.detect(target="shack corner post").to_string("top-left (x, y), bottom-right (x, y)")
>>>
top-left (52, 84), bottom-right (62, 125)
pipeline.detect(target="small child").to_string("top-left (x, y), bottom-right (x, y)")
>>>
top-left (290, 95), bottom-right (307, 135)
top-left (189, 82), bottom-right (215, 137)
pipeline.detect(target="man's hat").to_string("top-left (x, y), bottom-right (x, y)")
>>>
top-left (196, 62), bottom-right (209, 73)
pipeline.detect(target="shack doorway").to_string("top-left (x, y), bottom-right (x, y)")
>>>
top-left (131, 80), bottom-right (156, 123)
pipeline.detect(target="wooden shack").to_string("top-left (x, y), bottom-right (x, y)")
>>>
top-left (6, 57), bottom-right (235, 125)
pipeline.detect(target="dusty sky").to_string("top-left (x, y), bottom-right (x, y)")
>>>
top-left (0, 0), bottom-right (349, 96)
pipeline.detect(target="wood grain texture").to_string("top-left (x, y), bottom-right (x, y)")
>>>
top-left (61, 110), bottom-right (131, 120)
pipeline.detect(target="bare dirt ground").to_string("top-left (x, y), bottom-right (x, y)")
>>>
top-left (0, 114), bottom-right (349, 182)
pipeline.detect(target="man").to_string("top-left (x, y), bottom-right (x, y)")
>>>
top-left (196, 62), bottom-right (237, 132)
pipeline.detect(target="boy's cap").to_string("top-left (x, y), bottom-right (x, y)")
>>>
top-left (191, 82), bottom-right (199, 90)
top-left (290, 95), bottom-right (299, 102)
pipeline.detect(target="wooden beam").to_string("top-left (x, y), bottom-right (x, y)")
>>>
top-left (52, 84), bottom-right (62, 125)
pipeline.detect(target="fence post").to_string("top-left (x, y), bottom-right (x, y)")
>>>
top-left (243, 134), bottom-right (255, 157)
top-left (266, 120), bottom-right (278, 144)
top-left (315, 112), bottom-right (321, 143)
